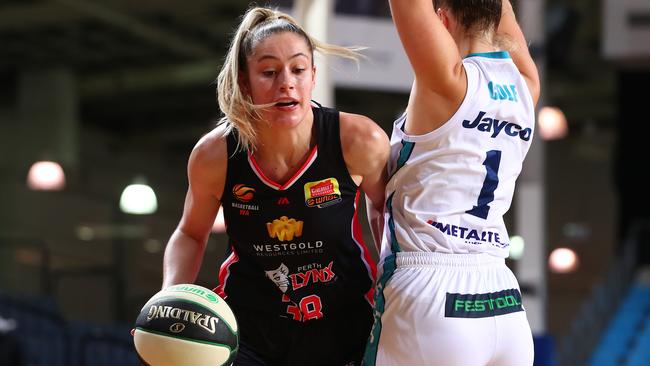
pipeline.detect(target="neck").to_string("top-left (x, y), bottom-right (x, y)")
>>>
top-left (457, 32), bottom-right (498, 57)
top-left (251, 110), bottom-right (315, 182)
top-left (255, 126), bottom-right (314, 160)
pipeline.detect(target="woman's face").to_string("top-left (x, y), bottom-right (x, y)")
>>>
top-left (242, 32), bottom-right (316, 129)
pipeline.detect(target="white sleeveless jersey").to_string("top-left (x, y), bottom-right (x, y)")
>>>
top-left (381, 52), bottom-right (535, 260)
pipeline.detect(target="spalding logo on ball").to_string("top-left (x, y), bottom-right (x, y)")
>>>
top-left (134, 284), bottom-right (238, 366)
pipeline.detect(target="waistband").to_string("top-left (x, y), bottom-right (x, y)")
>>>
top-left (395, 251), bottom-right (505, 268)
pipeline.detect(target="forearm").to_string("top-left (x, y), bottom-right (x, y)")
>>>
top-left (388, 0), bottom-right (459, 85)
top-left (499, 1), bottom-right (524, 52)
top-left (498, 0), bottom-right (540, 103)
top-left (162, 229), bottom-right (207, 288)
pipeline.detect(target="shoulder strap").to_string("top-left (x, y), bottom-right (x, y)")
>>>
top-left (313, 105), bottom-right (349, 175)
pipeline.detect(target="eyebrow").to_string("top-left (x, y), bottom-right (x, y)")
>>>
top-left (256, 52), bottom-right (310, 62)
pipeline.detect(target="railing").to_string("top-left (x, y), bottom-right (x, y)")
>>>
top-left (74, 325), bottom-right (139, 366)
top-left (0, 291), bottom-right (138, 366)
top-left (0, 234), bottom-right (134, 323)
top-left (0, 291), bottom-right (70, 366)
top-left (556, 221), bottom-right (646, 366)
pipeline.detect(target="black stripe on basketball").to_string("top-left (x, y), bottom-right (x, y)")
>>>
top-left (135, 298), bottom-right (238, 348)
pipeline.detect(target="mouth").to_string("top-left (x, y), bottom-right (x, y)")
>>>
top-left (274, 100), bottom-right (299, 108)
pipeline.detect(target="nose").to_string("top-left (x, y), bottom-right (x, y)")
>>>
top-left (278, 69), bottom-right (295, 91)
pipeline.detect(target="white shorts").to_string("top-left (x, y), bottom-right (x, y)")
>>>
top-left (364, 252), bottom-right (534, 366)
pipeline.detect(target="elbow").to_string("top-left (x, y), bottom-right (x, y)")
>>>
top-left (174, 227), bottom-right (209, 250)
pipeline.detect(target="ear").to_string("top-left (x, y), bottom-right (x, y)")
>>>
top-left (311, 65), bottom-right (317, 91)
top-left (436, 8), bottom-right (450, 29)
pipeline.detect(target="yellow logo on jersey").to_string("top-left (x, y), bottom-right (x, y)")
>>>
top-left (266, 216), bottom-right (304, 241)
top-left (304, 178), bottom-right (342, 208)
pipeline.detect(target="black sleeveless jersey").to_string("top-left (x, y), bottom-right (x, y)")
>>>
top-left (215, 106), bottom-right (376, 322)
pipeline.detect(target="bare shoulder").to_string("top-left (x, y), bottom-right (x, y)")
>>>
top-left (187, 124), bottom-right (230, 198)
top-left (190, 125), bottom-right (228, 169)
top-left (339, 112), bottom-right (388, 149)
top-left (339, 112), bottom-right (389, 175)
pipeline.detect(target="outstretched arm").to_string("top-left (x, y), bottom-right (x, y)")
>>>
top-left (162, 130), bottom-right (228, 288)
top-left (498, 0), bottom-right (541, 105)
top-left (388, 0), bottom-right (464, 94)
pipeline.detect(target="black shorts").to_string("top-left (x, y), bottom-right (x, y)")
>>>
top-left (232, 300), bottom-right (373, 366)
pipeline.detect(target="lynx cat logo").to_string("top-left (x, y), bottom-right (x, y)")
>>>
top-left (147, 305), bottom-right (219, 334)
top-left (462, 111), bottom-right (531, 141)
top-left (264, 262), bottom-right (336, 293)
top-left (265, 263), bottom-right (290, 293)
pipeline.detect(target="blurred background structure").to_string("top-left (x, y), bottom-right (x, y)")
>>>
top-left (0, 0), bottom-right (649, 365)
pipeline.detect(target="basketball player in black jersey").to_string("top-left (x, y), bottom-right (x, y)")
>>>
top-left (161, 7), bottom-right (389, 366)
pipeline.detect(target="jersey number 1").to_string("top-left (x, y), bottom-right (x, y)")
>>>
top-left (466, 150), bottom-right (501, 220)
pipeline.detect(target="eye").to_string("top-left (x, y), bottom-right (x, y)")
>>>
top-left (293, 68), bottom-right (306, 74)
top-left (262, 70), bottom-right (276, 77)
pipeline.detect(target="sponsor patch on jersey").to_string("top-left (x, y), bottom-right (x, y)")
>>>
top-left (488, 81), bottom-right (518, 102)
top-left (445, 289), bottom-right (523, 318)
top-left (252, 241), bottom-right (324, 257)
top-left (304, 178), bottom-right (342, 208)
top-left (230, 183), bottom-right (259, 215)
top-left (232, 183), bottom-right (255, 202)
top-left (266, 216), bottom-right (304, 241)
top-left (461, 110), bottom-right (531, 141)
top-left (427, 220), bottom-right (508, 249)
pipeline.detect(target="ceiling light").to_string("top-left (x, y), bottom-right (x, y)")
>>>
top-left (120, 178), bottom-right (158, 215)
top-left (509, 235), bottom-right (525, 260)
top-left (549, 247), bottom-right (579, 273)
top-left (26, 161), bottom-right (66, 191)
top-left (538, 106), bottom-right (568, 140)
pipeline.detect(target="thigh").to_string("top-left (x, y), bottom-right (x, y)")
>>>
top-left (288, 300), bottom-right (373, 366)
top-left (231, 309), bottom-right (287, 366)
top-left (490, 311), bottom-right (534, 366)
top-left (378, 320), bottom-right (497, 366)
top-left (233, 341), bottom-right (272, 366)
top-left (376, 271), bottom-right (494, 365)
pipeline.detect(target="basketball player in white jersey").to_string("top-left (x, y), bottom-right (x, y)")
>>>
top-left (363, 1), bottom-right (540, 365)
